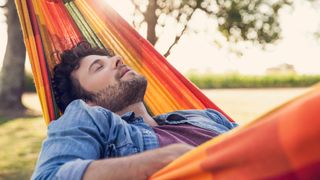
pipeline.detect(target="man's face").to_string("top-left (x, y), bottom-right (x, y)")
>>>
top-left (71, 55), bottom-right (147, 112)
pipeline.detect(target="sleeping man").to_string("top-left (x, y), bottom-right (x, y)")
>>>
top-left (32, 42), bottom-right (238, 180)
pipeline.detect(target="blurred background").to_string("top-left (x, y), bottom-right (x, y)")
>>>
top-left (0, 0), bottom-right (319, 179)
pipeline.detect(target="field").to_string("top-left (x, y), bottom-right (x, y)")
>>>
top-left (0, 88), bottom-right (309, 179)
top-left (202, 88), bottom-right (309, 124)
top-left (187, 73), bottom-right (320, 89)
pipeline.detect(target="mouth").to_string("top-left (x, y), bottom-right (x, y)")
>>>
top-left (120, 67), bottom-right (132, 78)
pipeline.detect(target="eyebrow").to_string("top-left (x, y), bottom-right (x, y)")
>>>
top-left (88, 59), bottom-right (100, 72)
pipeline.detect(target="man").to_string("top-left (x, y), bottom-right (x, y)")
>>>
top-left (32, 42), bottom-right (238, 180)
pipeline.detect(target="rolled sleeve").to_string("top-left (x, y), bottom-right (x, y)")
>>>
top-left (55, 159), bottom-right (93, 180)
top-left (31, 100), bottom-right (107, 180)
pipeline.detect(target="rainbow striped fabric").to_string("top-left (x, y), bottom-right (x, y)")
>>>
top-left (15, 0), bottom-right (232, 125)
top-left (16, 0), bottom-right (320, 179)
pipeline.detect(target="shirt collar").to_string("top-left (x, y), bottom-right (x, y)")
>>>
top-left (121, 111), bottom-right (136, 122)
top-left (153, 112), bottom-right (187, 125)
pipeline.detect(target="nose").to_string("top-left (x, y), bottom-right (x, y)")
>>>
top-left (113, 56), bottom-right (124, 69)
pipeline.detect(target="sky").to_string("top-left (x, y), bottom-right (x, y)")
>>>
top-left (0, 0), bottom-right (319, 75)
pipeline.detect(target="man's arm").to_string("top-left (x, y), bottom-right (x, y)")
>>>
top-left (84, 143), bottom-right (193, 180)
top-left (32, 100), bottom-right (193, 180)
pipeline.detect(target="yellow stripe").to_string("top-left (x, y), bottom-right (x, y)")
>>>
top-left (16, 0), bottom-right (50, 124)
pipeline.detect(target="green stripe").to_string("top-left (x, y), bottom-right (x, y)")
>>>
top-left (65, 1), bottom-right (104, 48)
top-left (64, 2), bottom-right (94, 44)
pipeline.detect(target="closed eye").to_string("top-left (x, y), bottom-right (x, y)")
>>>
top-left (95, 64), bottom-right (104, 72)
top-left (89, 59), bottom-right (104, 73)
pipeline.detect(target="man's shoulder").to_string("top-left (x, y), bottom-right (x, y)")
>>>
top-left (64, 99), bottom-right (108, 113)
top-left (49, 99), bottom-right (114, 129)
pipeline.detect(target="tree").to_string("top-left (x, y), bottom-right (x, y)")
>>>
top-left (0, 0), bottom-right (26, 114)
top-left (131, 0), bottom-right (292, 57)
top-left (307, 0), bottom-right (320, 41)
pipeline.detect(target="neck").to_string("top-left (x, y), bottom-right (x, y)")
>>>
top-left (116, 102), bottom-right (158, 127)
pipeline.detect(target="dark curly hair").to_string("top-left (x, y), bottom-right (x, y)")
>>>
top-left (52, 41), bottom-right (114, 112)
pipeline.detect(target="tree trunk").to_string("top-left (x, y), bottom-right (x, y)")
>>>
top-left (0, 0), bottom-right (26, 112)
top-left (144, 0), bottom-right (158, 45)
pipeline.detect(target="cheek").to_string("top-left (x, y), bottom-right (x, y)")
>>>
top-left (81, 71), bottom-right (116, 92)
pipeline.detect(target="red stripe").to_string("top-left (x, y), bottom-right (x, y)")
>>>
top-left (27, 0), bottom-right (55, 121)
top-left (267, 161), bottom-right (320, 180)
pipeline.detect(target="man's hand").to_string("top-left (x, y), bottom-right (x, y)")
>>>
top-left (83, 143), bottom-right (194, 180)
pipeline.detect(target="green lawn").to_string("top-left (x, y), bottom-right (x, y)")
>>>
top-left (0, 116), bottom-right (46, 180)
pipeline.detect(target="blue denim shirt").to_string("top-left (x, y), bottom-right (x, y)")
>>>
top-left (32, 99), bottom-right (238, 180)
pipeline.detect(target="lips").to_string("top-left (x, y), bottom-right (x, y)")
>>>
top-left (120, 67), bottom-right (131, 78)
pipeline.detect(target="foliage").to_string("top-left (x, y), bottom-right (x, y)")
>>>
top-left (187, 72), bottom-right (320, 89)
top-left (131, 0), bottom-right (293, 56)
top-left (215, 0), bottom-right (292, 44)
top-left (307, 0), bottom-right (320, 41)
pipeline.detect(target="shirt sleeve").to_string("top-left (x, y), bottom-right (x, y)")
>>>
top-left (31, 100), bottom-right (107, 180)
top-left (204, 108), bottom-right (239, 129)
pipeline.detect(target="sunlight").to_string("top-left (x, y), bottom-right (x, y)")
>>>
top-left (104, 0), bottom-right (320, 74)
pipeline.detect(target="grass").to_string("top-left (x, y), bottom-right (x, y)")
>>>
top-left (0, 117), bottom-right (46, 180)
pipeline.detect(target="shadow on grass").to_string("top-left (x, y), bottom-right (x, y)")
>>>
top-left (0, 170), bottom-right (32, 180)
top-left (0, 109), bottom-right (41, 126)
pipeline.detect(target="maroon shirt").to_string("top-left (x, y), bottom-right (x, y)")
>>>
top-left (152, 123), bottom-right (219, 147)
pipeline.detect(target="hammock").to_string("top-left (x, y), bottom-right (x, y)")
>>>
top-left (16, 0), bottom-right (233, 125)
top-left (16, 0), bottom-right (320, 179)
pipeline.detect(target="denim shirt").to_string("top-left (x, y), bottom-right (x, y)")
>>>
top-left (32, 99), bottom-right (238, 180)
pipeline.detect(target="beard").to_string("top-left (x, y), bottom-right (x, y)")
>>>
top-left (89, 74), bottom-right (147, 112)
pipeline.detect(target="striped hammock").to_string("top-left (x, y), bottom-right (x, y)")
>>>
top-left (16, 0), bottom-right (320, 179)
top-left (16, 0), bottom-right (233, 125)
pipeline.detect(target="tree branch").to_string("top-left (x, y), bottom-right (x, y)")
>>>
top-left (132, 0), bottom-right (144, 15)
top-left (198, 6), bottom-right (212, 14)
top-left (131, 0), bottom-right (146, 29)
top-left (132, 10), bottom-right (143, 29)
top-left (163, 22), bottom-right (187, 57)
top-left (163, 4), bottom-right (200, 57)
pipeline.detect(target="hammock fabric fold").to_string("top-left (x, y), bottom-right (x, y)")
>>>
top-left (16, 0), bottom-right (320, 179)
